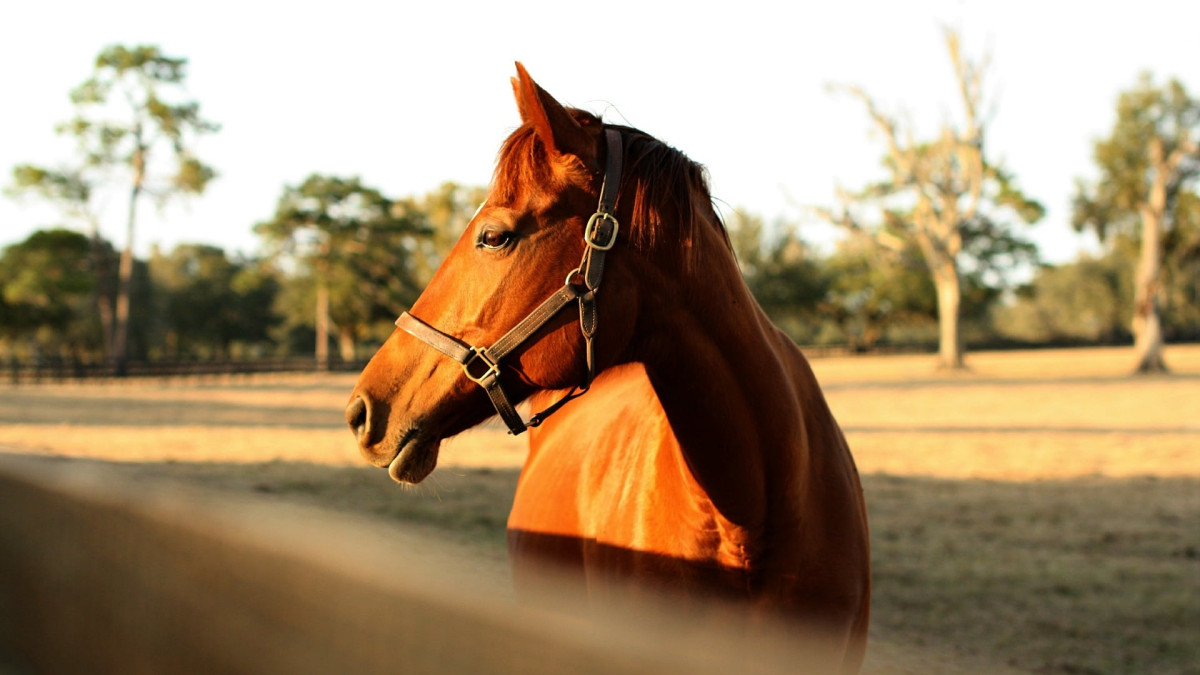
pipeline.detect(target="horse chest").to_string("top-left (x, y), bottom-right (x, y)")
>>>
top-left (508, 399), bottom-right (751, 592)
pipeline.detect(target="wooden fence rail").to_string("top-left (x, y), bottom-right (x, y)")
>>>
top-left (0, 455), bottom-right (802, 674)
top-left (2, 346), bottom-right (928, 384)
top-left (3, 358), bottom-right (370, 384)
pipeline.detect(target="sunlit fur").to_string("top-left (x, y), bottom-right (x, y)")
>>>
top-left (348, 64), bottom-right (870, 674)
top-left (494, 115), bottom-right (730, 264)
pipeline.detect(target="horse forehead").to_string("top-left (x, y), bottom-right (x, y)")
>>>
top-left (488, 177), bottom-right (574, 215)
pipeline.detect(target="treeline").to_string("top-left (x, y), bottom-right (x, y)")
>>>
top-left (0, 181), bottom-right (483, 366)
top-left (4, 40), bottom-right (1199, 373)
top-left (3, 184), bottom-right (1196, 366)
top-left (731, 211), bottom-right (1199, 350)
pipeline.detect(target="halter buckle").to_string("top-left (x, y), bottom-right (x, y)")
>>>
top-left (462, 347), bottom-right (501, 385)
top-left (584, 212), bottom-right (619, 251)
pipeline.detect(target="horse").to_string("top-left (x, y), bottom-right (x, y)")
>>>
top-left (346, 63), bottom-right (870, 673)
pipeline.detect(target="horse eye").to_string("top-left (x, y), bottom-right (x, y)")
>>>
top-left (479, 228), bottom-right (515, 250)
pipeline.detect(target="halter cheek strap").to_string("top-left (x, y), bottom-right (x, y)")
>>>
top-left (394, 128), bottom-right (623, 435)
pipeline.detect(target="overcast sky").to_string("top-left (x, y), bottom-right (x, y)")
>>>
top-left (2, 0), bottom-right (1197, 264)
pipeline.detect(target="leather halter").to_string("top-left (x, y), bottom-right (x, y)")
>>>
top-left (394, 128), bottom-right (623, 436)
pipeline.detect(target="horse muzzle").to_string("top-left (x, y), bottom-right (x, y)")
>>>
top-left (345, 394), bottom-right (440, 484)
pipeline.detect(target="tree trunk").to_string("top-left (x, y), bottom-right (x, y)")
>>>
top-left (315, 281), bottom-right (330, 371)
top-left (112, 145), bottom-right (144, 376)
top-left (933, 264), bottom-right (966, 370)
top-left (1132, 208), bottom-right (1167, 374)
top-left (87, 226), bottom-right (115, 360)
top-left (337, 327), bottom-right (357, 363)
top-left (112, 195), bottom-right (139, 374)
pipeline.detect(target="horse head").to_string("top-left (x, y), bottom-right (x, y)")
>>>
top-left (346, 64), bottom-right (655, 483)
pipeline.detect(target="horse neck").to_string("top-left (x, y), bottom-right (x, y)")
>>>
top-left (631, 214), bottom-right (840, 535)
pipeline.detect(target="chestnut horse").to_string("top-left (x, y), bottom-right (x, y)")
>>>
top-left (347, 64), bottom-right (870, 673)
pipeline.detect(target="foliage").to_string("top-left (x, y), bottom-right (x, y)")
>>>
top-left (148, 245), bottom-right (280, 359)
top-left (1073, 75), bottom-right (1199, 240)
top-left (728, 211), bottom-right (829, 343)
top-left (0, 229), bottom-right (104, 356)
top-left (255, 174), bottom-right (431, 362)
top-left (1074, 73), bottom-right (1199, 371)
top-left (12, 44), bottom-right (220, 366)
top-left (994, 254), bottom-right (1131, 344)
top-left (1162, 191), bottom-right (1200, 338)
top-left (822, 237), bottom-right (937, 348)
top-left (407, 182), bottom-right (489, 284)
top-left (62, 45), bottom-right (219, 195)
top-left (7, 165), bottom-right (93, 218)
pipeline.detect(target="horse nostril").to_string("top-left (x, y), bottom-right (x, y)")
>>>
top-left (346, 396), bottom-right (369, 441)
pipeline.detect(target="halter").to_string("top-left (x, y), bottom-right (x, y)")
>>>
top-left (394, 128), bottom-right (623, 436)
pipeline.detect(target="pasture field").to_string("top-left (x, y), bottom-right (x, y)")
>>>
top-left (1, 345), bottom-right (1198, 673)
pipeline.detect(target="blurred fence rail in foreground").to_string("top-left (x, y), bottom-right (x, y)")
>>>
top-left (0, 455), bottom-right (822, 675)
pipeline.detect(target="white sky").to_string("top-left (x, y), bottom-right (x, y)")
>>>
top-left (2, 0), bottom-right (1197, 264)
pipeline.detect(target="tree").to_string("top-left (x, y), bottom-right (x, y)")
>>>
top-left (256, 175), bottom-right (429, 367)
top-left (822, 237), bottom-right (937, 349)
top-left (0, 229), bottom-right (103, 357)
top-left (1161, 191), bottom-right (1200, 339)
top-left (8, 165), bottom-right (115, 357)
top-left (994, 255), bottom-right (1130, 345)
top-left (51, 44), bottom-right (219, 370)
top-left (815, 28), bottom-right (1043, 369)
top-left (1073, 74), bottom-right (1199, 373)
top-left (148, 244), bottom-right (279, 359)
top-left (728, 210), bottom-right (829, 343)
top-left (409, 182), bottom-right (489, 284)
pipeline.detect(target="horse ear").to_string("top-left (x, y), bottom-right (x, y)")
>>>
top-left (512, 62), bottom-right (596, 166)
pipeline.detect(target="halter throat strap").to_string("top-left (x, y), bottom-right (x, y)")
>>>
top-left (395, 128), bottom-right (623, 435)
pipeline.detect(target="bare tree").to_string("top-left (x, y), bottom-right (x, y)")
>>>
top-left (814, 28), bottom-right (1042, 369)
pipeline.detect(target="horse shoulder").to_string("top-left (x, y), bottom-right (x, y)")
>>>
top-left (511, 364), bottom-right (744, 567)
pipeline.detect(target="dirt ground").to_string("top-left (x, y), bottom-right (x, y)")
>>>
top-left (2, 345), bottom-right (1196, 480)
top-left (2, 345), bottom-right (1197, 674)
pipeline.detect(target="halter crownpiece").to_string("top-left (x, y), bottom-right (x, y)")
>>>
top-left (395, 128), bottom-right (623, 435)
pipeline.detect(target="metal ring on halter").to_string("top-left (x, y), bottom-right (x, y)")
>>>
top-left (461, 347), bottom-right (501, 385)
top-left (584, 212), bottom-right (619, 251)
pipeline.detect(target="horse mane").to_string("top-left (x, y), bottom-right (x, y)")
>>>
top-left (492, 109), bottom-right (731, 262)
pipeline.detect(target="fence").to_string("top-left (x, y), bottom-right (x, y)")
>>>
top-left (3, 346), bottom-right (930, 384)
top-left (0, 454), bottom-right (807, 674)
top-left (3, 357), bottom-right (369, 384)
top-left (6, 337), bottom-right (1168, 384)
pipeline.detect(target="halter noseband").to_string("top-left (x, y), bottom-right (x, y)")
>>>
top-left (394, 128), bottom-right (623, 435)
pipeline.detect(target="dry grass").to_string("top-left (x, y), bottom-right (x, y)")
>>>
top-left (2, 344), bottom-right (1198, 673)
top-left (3, 345), bottom-right (1197, 480)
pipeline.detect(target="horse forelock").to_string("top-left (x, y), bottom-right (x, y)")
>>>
top-left (491, 112), bottom-right (731, 263)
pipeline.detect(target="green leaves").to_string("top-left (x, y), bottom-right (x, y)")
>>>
top-left (7, 43), bottom-right (221, 363)
top-left (1075, 73), bottom-right (1200, 239)
top-left (148, 245), bottom-right (279, 358)
top-left (57, 43), bottom-right (219, 192)
top-left (0, 230), bottom-right (100, 350)
top-left (173, 155), bottom-right (216, 194)
top-left (8, 165), bottom-right (91, 205)
top-left (94, 44), bottom-right (187, 82)
top-left (256, 174), bottom-right (435, 353)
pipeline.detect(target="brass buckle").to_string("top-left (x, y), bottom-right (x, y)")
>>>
top-left (584, 212), bottom-right (619, 251)
top-left (462, 347), bottom-right (501, 385)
